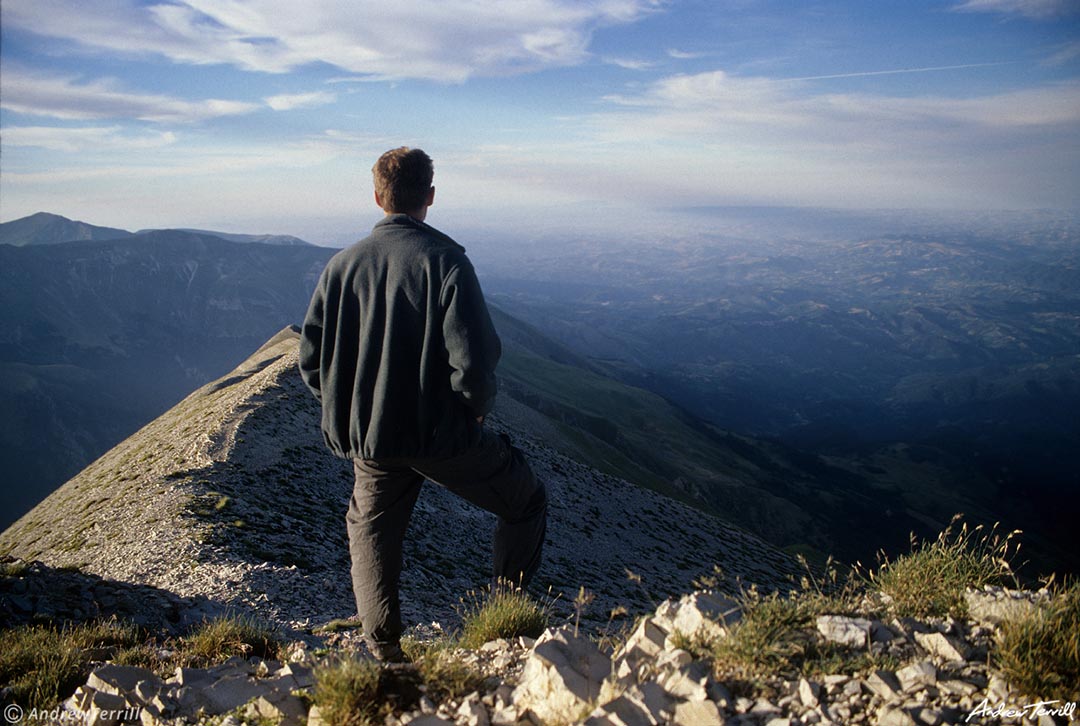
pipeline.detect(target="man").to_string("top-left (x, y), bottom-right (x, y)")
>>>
top-left (299, 147), bottom-right (547, 661)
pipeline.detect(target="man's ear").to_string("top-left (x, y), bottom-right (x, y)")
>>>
top-left (374, 190), bottom-right (384, 210)
top-left (426, 186), bottom-right (435, 207)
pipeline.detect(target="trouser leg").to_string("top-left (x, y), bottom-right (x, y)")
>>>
top-left (347, 459), bottom-right (423, 658)
top-left (415, 429), bottom-right (547, 588)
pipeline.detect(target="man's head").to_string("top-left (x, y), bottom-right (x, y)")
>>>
top-left (372, 147), bottom-right (435, 219)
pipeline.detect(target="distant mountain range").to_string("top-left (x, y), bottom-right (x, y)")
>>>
top-left (0, 212), bottom-right (312, 247)
top-left (0, 215), bottom-right (333, 526)
top-left (0, 212), bottom-right (133, 246)
top-left (0, 211), bottom-right (945, 569)
top-left (481, 219), bottom-right (1080, 576)
top-left (2, 211), bottom-right (1076, 577)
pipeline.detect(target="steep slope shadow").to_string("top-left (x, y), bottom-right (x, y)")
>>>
top-left (0, 559), bottom-right (218, 634)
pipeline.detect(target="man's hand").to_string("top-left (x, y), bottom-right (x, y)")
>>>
top-left (476, 416), bottom-right (485, 425)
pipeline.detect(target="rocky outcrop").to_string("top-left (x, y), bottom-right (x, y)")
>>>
top-left (52, 585), bottom-right (1063, 726)
top-left (61, 659), bottom-right (316, 726)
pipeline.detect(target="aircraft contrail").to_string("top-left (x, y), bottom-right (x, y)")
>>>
top-left (782, 62), bottom-right (1013, 82)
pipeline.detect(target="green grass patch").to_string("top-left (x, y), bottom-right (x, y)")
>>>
top-left (455, 584), bottom-right (550, 650)
top-left (674, 557), bottom-right (889, 689)
top-left (313, 658), bottom-right (424, 726)
top-left (313, 617), bottom-right (364, 635)
top-left (412, 649), bottom-right (485, 703)
top-left (181, 614), bottom-right (281, 666)
top-left (0, 620), bottom-right (143, 707)
top-left (710, 589), bottom-right (817, 676)
top-left (313, 657), bottom-right (386, 726)
top-left (674, 586), bottom-right (897, 691)
top-left (862, 514), bottom-right (1019, 619)
top-left (994, 580), bottom-right (1080, 702)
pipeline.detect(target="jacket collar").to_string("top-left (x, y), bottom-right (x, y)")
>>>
top-left (376, 212), bottom-right (423, 228)
top-left (375, 214), bottom-right (464, 251)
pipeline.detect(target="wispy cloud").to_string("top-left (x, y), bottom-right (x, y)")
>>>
top-left (584, 68), bottom-right (1080, 209)
top-left (3, 135), bottom-right (352, 184)
top-left (603, 56), bottom-right (656, 70)
top-left (2, 0), bottom-right (662, 82)
top-left (667, 49), bottom-right (707, 60)
top-left (952, 0), bottom-right (1078, 18)
top-left (780, 62), bottom-right (1015, 82)
top-left (265, 91), bottom-right (337, 111)
top-left (1, 125), bottom-right (179, 151)
top-left (0, 69), bottom-right (259, 122)
top-left (602, 69), bottom-right (1080, 131)
top-left (1043, 40), bottom-right (1080, 67)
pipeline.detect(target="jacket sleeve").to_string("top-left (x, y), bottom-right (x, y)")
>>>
top-left (441, 259), bottom-right (502, 417)
top-left (298, 272), bottom-right (328, 402)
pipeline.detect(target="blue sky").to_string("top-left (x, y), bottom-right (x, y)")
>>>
top-left (1, 0), bottom-right (1078, 244)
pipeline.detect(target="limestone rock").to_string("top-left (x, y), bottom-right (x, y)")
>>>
top-left (87, 664), bottom-right (163, 697)
top-left (896, 660), bottom-right (936, 693)
top-left (513, 627), bottom-right (612, 725)
top-left (456, 693), bottom-right (490, 726)
top-left (586, 683), bottom-right (671, 726)
top-left (655, 661), bottom-right (712, 702)
top-left (615, 616), bottom-right (670, 678)
top-left (672, 699), bottom-right (724, 726)
top-left (877, 705), bottom-right (918, 726)
top-left (246, 693), bottom-right (307, 726)
top-left (816, 615), bottom-right (872, 648)
top-left (865, 670), bottom-right (902, 701)
top-left (662, 592), bottom-right (741, 645)
top-left (913, 631), bottom-right (970, 663)
top-left (963, 586), bottom-right (1049, 625)
top-left (798, 677), bottom-right (820, 708)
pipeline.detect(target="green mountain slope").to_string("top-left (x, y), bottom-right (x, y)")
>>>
top-left (491, 309), bottom-right (945, 567)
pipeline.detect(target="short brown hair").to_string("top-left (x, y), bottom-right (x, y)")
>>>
top-left (372, 147), bottom-right (434, 213)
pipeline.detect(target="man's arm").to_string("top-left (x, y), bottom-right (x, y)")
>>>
top-left (298, 274), bottom-right (328, 402)
top-left (441, 259), bottom-right (502, 418)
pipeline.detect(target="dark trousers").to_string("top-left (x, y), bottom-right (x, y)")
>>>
top-left (346, 429), bottom-right (547, 654)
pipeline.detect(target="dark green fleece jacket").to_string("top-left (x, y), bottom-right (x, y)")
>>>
top-left (299, 214), bottom-right (501, 460)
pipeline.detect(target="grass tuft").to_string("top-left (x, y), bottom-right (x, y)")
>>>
top-left (862, 514), bottom-right (1019, 619)
top-left (711, 588), bottom-right (814, 677)
top-left (0, 619), bottom-right (142, 707)
top-left (181, 614), bottom-right (280, 665)
top-left (674, 557), bottom-right (892, 690)
top-left (994, 580), bottom-right (1080, 702)
top-left (455, 584), bottom-right (550, 650)
top-left (313, 657), bottom-right (386, 726)
top-left (413, 649), bottom-right (485, 702)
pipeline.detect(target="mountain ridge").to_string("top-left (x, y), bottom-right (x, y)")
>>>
top-left (0, 231), bottom-right (336, 526)
top-left (0, 212), bottom-right (316, 248)
top-left (0, 327), bottom-right (795, 633)
top-left (0, 212), bottom-right (133, 247)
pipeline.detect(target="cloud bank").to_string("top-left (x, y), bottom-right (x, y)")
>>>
top-left (2, 0), bottom-right (661, 82)
top-left (0, 69), bottom-right (259, 122)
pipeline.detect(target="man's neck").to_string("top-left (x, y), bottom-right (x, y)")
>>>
top-left (386, 208), bottom-right (427, 223)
